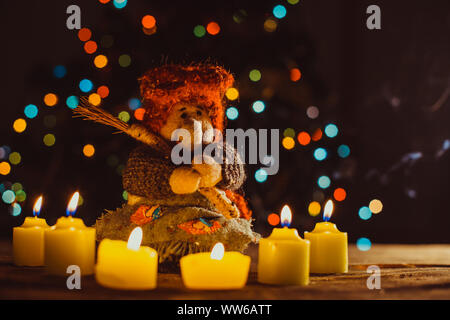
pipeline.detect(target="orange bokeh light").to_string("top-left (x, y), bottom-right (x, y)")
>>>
top-left (44, 93), bottom-right (58, 106)
top-left (267, 213), bottom-right (280, 226)
top-left (84, 41), bottom-right (98, 54)
top-left (290, 68), bottom-right (301, 82)
top-left (297, 131), bottom-right (311, 146)
top-left (311, 128), bottom-right (322, 141)
top-left (142, 15), bottom-right (156, 29)
top-left (134, 108), bottom-right (146, 121)
top-left (97, 85), bottom-right (110, 98)
top-left (78, 28), bottom-right (92, 42)
top-left (206, 22), bottom-right (220, 35)
top-left (99, 0), bottom-right (110, 4)
top-left (333, 188), bottom-right (347, 201)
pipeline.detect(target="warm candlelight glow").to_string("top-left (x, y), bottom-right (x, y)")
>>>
top-left (33, 196), bottom-right (43, 217)
top-left (66, 192), bottom-right (80, 217)
top-left (127, 227), bottom-right (143, 251)
top-left (280, 205), bottom-right (292, 227)
top-left (323, 200), bottom-right (334, 222)
top-left (210, 242), bottom-right (225, 260)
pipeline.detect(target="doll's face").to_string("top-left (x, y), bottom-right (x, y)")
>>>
top-left (160, 103), bottom-right (214, 146)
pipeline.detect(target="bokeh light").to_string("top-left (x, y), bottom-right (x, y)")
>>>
top-left (290, 68), bottom-right (301, 82)
top-left (118, 54), bottom-right (131, 67)
top-left (233, 9), bottom-right (247, 24)
top-left (118, 111), bottom-right (130, 122)
top-left (141, 15), bottom-right (156, 29)
top-left (249, 69), bottom-right (261, 82)
top-left (317, 176), bottom-right (331, 189)
top-left (10, 203), bottom-right (22, 216)
top-left (254, 168), bottom-right (268, 183)
top-left (94, 54), bottom-right (108, 68)
top-left (15, 190), bottom-right (26, 202)
top-left (13, 118), bottom-right (27, 133)
top-left (79, 79), bottom-right (93, 93)
top-left (193, 25), bottom-right (206, 38)
top-left (226, 107), bottom-right (239, 120)
top-left (313, 147), bottom-right (327, 161)
top-left (83, 144), bottom-right (96, 157)
top-left (283, 128), bottom-right (295, 138)
top-left (11, 182), bottom-right (23, 192)
top-left (88, 93), bottom-right (101, 106)
top-left (122, 190), bottom-right (128, 201)
top-left (337, 144), bottom-right (350, 158)
top-left (53, 65), bottom-right (67, 78)
top-left (43, 134), bottom-right (56, 147)
top-left (97, 85), bottom-right (110, 98)
top-left (134, 108), bottom-right (146, 121)
top-left (78, 28), bottom-right (91, 42)
top-left (225, 88), bottom-right (239, 100)
top-left (206, 22), bottom-right (220, 35)
top-left (282, 137), bottom-right (295, 150)
top-left (24, 104), bottom-right (38, 119)
top-left (306, 106), bottom-right (319, 119)
top-left (287, 0), bottom-right (300, 4)
top-left (44, 93), bottom-right (58, 107)
top-left (128, 98), bottom-right (141, 110)
top-left (113, 0), bottom-right (127, 9)
top-left (359, 206), bottom-right (372, 220)
top-left (267, 213), bottom-right (280, 226)
top-left (252, 100), bottom-right (265, 113)
top-left (297, 131), bottom-right (311, 146)
top-left (9, 152), bottom-right (21, 165)
top-left (356, 238), bottom-right (372, 251)
top-left (324, 123), bottom-right (338, 138)
top-left (2, 190), bottom-right (15, 203)
top-left (84, 40), bottom-right (98, 54)
top-left (0, 162), bottom-right (11, 175)
top-left (308, 201), bottom-right (321, 216)
top-left (311, 128), bottom-right (322, 141)
top-left (369, 199), bottom-right (383, 214)
top-left (333, 188), bottom-right (347, 201)
top-left (273, 5), bottom-right (287, 19)
top-left (264, 18), bottom-right (277, 32)
top-left (66, 96), bottom-right (79, 109)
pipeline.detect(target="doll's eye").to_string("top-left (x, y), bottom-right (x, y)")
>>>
top-left (181, 113), bottom-right (188, 119)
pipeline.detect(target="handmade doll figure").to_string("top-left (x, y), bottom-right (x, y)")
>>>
top-left (94, 64), bottom-right (260, 271)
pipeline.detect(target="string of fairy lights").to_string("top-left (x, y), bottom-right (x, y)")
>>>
top-left (0, 0), bottom-right (383, 251)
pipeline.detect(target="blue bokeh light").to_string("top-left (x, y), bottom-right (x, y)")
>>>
top-left (226, 107), bottom-right (239, 120)
top-left (113, 0), bottom-right (128, 9)
top-left (337, 144), bottom-right (350, 158)
top-left (324, 123), bottom-right (338, 138)
top-left (11, 203), bottom-right (22, 216)
top-left (273, 5), bottom-right (287, 19)
top-left (66, 96), bottom-right (79, 109)
top-left (356, 237), bottom-right (372, 251)
top-left (252, 100), bottom-right (265, 113)
top-left (53, 65), bottom-right (67, 78)
top-left (255, 168), bottom-right (268, 183)
top-left (24, 104), bottom-right (38, 119)
top-left (313, 148), bottom-right (327, 161)
top-left (317, 175), bottom-right (331, 189)
top-left (2, 190), bottom-right (16, 204)
top-left (358, 206), bottom-right (372, 220)
top-left (79, 79), bottom-right (93, 93)
top-left (128, 98), bottom-right (142, 110)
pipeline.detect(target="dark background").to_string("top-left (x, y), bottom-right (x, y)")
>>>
top-left (1, 0), bottom-right (449, 243)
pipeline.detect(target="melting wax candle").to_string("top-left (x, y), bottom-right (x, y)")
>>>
top-left (180, 242), bottom-right (251, 290)
top-left (304, 200), bottom-right (348, 273)
top-left (13, 196), bottom-right (50, 266)
top-left (44, 192), bottom-right (96, 275)
top-left (96, 227), bottom-right (158, 290)
top-left (258, 205), bottom-right (310, 286)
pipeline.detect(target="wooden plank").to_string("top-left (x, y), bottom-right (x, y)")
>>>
top-left (1, 241), bottom-right (449, 300)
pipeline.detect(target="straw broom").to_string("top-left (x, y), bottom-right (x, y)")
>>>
top-left (73, 97), bottom-right (240, 219)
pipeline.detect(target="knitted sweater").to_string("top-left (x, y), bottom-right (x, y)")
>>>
top-left (95, 142), bottom-right (259, 271)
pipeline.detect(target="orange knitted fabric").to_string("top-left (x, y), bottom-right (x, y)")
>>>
top-left (139, 63), bottom-right (234, 134)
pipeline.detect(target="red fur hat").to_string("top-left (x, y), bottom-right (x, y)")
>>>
top-left (139, 63), bottom-right (234, 134)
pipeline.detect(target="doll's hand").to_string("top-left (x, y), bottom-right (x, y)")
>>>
top-left (192, 155), bottom-right (222, 188)
top-left (169, 167), bottom-right (201, 194)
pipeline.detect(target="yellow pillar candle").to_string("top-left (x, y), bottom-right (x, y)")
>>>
top-left (258, 205), bottom-right (310, 286)
top-left (304, 200), bottom-right (348, 274)
top-left (180, 242), bottom-right (250, 290)
top-left (13, 196), bottom-right (50, 266)
top-left (96, 227), bottom-right (158, 290)
top-left (44, 192), bottom-right (95, 275)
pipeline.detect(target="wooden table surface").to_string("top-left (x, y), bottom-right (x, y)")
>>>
top-left (1, 241), bottom-right (449, 300)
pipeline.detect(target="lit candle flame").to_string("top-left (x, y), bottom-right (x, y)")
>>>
top-left (127, 227), bottom-right (143, 251)
top-left (323, 200), bottom-right (334, 222)
top-left (210, 242), bottom-right (225, 260)
top-left (280, 205), bottom-right (292, 227)
top-left (66, 192), bottom-right (80, 217)
top-left (33, 196), bottom-right (43, 217)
